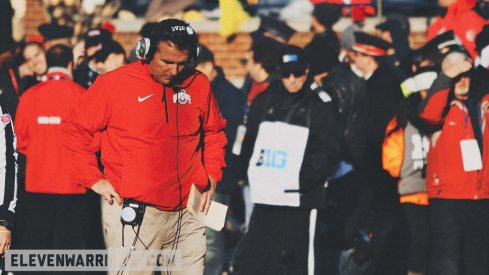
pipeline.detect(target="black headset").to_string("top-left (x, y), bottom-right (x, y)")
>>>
top-left (135, 19), bottom-right (200, 65)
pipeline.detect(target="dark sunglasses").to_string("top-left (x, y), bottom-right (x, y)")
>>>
top-left (281, 70), bottom-right (305, 78)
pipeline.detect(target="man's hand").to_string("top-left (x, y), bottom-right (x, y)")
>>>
top-left (18, 63), bottom-right (33, 78)
top-left (199, 176), bottom-right (217, 215)
top-left (0, 226), bottom-right (11, 254)
top-left (91, 178), bottom-right (122, 206)
top-left (442, 52), bottom-right (472, 78)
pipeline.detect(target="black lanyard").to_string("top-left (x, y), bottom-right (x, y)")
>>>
top-left (465, 99), bottom-right (483, 153)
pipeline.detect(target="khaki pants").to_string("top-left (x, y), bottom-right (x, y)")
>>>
top-left (102, 199), bottom-right (206, 275)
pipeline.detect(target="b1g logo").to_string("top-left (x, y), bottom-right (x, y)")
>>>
top-left (255, 148), bottom-right (287, 169)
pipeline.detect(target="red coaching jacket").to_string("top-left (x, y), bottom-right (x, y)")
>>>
top-left (427, 0), bottom-right (486, 59)
top-left (15, 69), bottom-right (87, 194)
top-left (61, 62), bottom-right (227, 210)
top-left (420, 75), bottom-right (489, 200)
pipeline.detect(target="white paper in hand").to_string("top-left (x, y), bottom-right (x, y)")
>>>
top-left (460, 139), bottom-right (482, 171)
top-left (187, 184), bottom-right (228, 231)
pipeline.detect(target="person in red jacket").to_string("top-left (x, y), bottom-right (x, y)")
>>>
top-left (14, 44), bottom-right (88, 251)
top-left (427, 0), bottom-right (486, 59)
top-left (419, 46), bottom-right (489, 275)
top-left (61, 19), bottom-right (227, 274)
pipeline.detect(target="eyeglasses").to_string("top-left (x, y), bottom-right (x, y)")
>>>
top-left (281, 71), bottom-right (305, 78)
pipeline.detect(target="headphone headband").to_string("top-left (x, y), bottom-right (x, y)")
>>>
top-left (135, 19), bottom-right (200, 64)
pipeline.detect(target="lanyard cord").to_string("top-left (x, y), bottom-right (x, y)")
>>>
top-left (117, 224), bottom-right (145, 275)
top-left (464, 107), bottom-right (470, 138)
top-left (163, 86), bottom-right (169, 124)
top-left (465, 99), bottom-right (484, 153)
top-left (8, 69), bottom-right (18, 96)
top-left (165, 97), bottom-right (183, 275)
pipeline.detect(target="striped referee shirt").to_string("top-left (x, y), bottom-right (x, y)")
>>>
top-left (0, 100), bottom-right (17, 227)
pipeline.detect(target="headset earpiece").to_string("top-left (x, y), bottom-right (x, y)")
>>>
top-left (135, 38), bottom-right (151, 60)
top-left (190, 43), bottom-right (201, 64)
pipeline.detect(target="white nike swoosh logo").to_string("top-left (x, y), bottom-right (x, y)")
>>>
top-left (138, 94), bottom-right (154, 102)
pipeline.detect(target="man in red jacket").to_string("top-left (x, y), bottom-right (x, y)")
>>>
top-left (420, 46), bottom-right (489, 275)
top-left (62, 19), bottom-right (227, 274)
top-left (428, 0), bottom-right (486, 58)
top-left (15, 44), bottom-right (88, 251)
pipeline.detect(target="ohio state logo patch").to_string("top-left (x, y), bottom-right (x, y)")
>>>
top-left (173, 88), bottom-right (191, 105)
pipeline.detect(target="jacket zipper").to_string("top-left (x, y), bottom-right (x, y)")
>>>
top-left (163, 85), bottom-right (169, 124)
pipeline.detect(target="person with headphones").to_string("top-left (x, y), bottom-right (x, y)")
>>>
top-left (61, 19), bottom-right (227, 274)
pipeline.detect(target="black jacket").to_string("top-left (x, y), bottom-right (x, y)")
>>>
top-left (239, 81), bottom-right (343, 208)
top-left (74, 59), bottom-right (99, 89)
top-left (322, 63), bottom-right (368, 168)
top-left (470, 65), bottom-right (489, 102)
top-left (211, 67), bottom-right (246, 194)
top-left (364, 61), bottom-right (403, 211)
top-left (0, 69), bottom-right (19, 120)
top-left (365, 62), bottom-right (403, 142)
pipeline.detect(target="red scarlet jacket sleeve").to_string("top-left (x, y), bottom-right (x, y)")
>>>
top-left (202, 85), bottom-right (227, 182)
top-left (419, 73), bottom-right (452, 126)
top-left (61, 77), bottom-right (110, 188)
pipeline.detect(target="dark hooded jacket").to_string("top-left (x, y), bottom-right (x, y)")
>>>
top-left (322, 63), bottom-right (368, 168)
top-left (238, 80), bottom-right (343, 208)
top-left (211, 67), bottom-right (246, 193)
top-left (470, 65), bottom-right (489, 102)
top-left (363, 61), bottom-right (403, 211)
